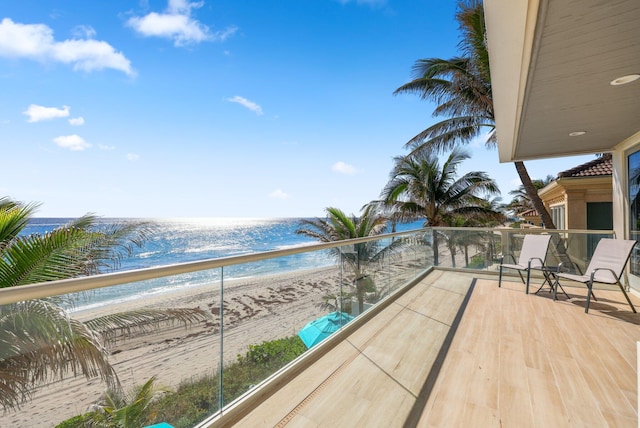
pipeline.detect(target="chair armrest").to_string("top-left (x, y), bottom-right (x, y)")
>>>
top-left (556, 261), bottom-right (569, 273)
top-left (528, 257), bottom-right (545, 269)
top-left (589, 267), bottom-right (618, 283)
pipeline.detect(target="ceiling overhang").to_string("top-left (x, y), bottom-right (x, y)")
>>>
top-left (484, 0), bottom-right (640, 162)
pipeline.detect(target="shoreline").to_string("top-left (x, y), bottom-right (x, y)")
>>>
top-left (2, 265), bottom-right (343, 427)
top-left (68, 263), bottom-right (334, 318)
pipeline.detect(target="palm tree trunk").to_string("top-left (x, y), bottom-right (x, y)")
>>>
top-left (514, 161), bottom-right (556, 229)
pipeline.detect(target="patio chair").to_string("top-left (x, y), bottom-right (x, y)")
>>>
top-left (553, 238), bottom-right (637, 313)
top-left (498, 234), bottom-right (552, 294)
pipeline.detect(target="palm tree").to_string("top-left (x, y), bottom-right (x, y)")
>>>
top-left (506, 175), bottom-right (554, 216)
top-left (87, 376), bottom-right (170, 427)
top-left (0, 198), bottom-right (209, 411)
top-left (378, 149), bottom-right (501, 265)
top-left (393, 0), bottom-right (557, 229)
top-left (296, 207), bottom-right (402, 314)
top-left (379, 149), bottom-right (500, 226)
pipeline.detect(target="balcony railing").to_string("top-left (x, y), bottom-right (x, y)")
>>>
top-left (0, 227), bottom-right (615, 428)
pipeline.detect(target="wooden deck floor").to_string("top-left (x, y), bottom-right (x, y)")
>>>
top-left (229, 270), bottom-right (640, 427)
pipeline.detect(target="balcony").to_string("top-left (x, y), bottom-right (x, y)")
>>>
top-left (1, 228), bottom-right (638, 427)
top-left (229, 270), bottom-right (640, 427)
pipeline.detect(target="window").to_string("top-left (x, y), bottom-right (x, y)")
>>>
top-left (550, 205), bottom-right (565, 230)
top-left (628, 150), bottom-right (640, 275)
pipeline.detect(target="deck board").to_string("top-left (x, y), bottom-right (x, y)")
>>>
top-left (228, 271), bottom-right (640, 427)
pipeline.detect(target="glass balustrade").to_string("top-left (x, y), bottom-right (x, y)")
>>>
top-left (430, 227), bottom-right (615, 277)
top-left (0, 228), bottom-right (432, 428)
top-left (0, 227), bottom-right (616, 427)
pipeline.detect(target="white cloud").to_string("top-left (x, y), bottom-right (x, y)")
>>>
top-left (98, 144), bottom-right (115, 150)
top-left (71, 25), bottom-right (96, 39)
top-left (127, 0), bottom-right (237, 47)
top-left (269, 189), bottom-right (289, 200)
top-left (53, 134), bottom-right (90, 151)
top-left (215, 26), bottom-right (238, 42)
top-left (226, 96), bottom-right (263, 115)
top-left (68, 116), bottom-right (85, 126)
top-left (332, 161), bottom-right (358, 175)
top-left (126, 153), bottom-right (140, 161)
top-left (0, 18), bottom-right (134, 75)
top-left (23, 104), bottom-right (70, 122)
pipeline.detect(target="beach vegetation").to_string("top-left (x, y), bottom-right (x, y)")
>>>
top-left (0, 197), bottom-right (210, 411)
top-left (393, 0), bottom-right (558, 229)
top-left (58, 336), bottom-right (306, 428)
top-left (295, 206), bottom-right (406, 313)
top-left (86, 376), bottom-right (170, 428)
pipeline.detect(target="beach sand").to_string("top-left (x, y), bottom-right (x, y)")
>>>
top-left (1, 266), bottom-right (344, 428)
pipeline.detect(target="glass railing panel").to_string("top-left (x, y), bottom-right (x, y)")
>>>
top-left (430, 228), bottom-right (502, 270)
top-left (0, 228), bottom-right (434, 428)
top-left (489, 229), bottom-right (615, 276)
top-left (219, 256), bottom-right (341, 411)
top-left (0, 271), bottom-right (222, 428)
top-left (429, 228), bottom-right (615, 275)
top-left (381, 231), bottom-right (433, 298)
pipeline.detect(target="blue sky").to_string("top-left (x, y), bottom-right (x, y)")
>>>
top-left (0, 0), bottom-right (593, 218)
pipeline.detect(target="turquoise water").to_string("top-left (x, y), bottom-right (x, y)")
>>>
top-left (25, 217), bottom-right (423, 311)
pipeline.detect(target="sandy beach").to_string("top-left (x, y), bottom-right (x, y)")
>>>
top-left (1, 266), bottom-right (345, 428)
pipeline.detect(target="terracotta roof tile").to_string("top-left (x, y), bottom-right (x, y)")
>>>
top-left (520, 208), bottom-right (539, 217)
top-left (557, 153), bottom-right (612, 178)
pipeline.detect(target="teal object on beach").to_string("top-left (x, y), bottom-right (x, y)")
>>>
top-left (298, 311), bottom-right (354, 348)
top-left (144, 423), bottom-right (174, 428)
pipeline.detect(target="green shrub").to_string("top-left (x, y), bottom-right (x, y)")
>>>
top-left (467, 254), bottom-right (486, 269)
top-left (55, 413), bottom-right (90, 428)
top-left (240, 336), bottom-right (306, 366)
top-left (56, 335), bottom-right (308, 428)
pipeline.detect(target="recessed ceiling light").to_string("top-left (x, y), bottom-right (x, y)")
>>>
top-left (569, 131), bottom-right (586, 137)
top-left (610, 74), bottom-right (640, 86)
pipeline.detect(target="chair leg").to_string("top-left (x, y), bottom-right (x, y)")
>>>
top-left (617, 281), bottom-right (637, 313)
top-left (556, 282), bottom-right (570, 300)
top-left (525, 267), bottom-right (531, 294)
top-left (585, 280), bottom-right (593, 313)
top-left (498, 265), bottom-right (503, 288)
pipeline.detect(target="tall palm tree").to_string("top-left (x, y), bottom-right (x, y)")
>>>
top-left (296, 207), bottom-right (401, 314)
top-left (378, 149), bottom-right (501, 265)
top-left (0, 198), bottom-right (208, 411)
top-left (393, 0), bottom-right (557, 229)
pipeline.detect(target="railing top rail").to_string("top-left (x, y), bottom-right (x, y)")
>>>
top-left (0, 227), bottom-right (430, 305)
top-left (431, 227), bottom-right (615, 235)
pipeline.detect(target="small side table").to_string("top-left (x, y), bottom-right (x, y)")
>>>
top-left (533, 267), bottom-right (571, 300)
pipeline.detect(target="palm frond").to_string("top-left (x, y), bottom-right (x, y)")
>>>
top-left (84, 308), bottom-right (210, 344)
top-left (0, 198), bottom-right (39, 251)
top-left (0, 300), bottom-right (118, 410)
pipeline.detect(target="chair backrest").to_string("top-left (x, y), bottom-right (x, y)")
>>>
top-left (586, 238), bottom-right (637, 283)
top-left (517, 234), bottom-right (552, 268)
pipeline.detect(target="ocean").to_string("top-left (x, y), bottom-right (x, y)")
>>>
top-left (24, 217), bottom-right (424, 312)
